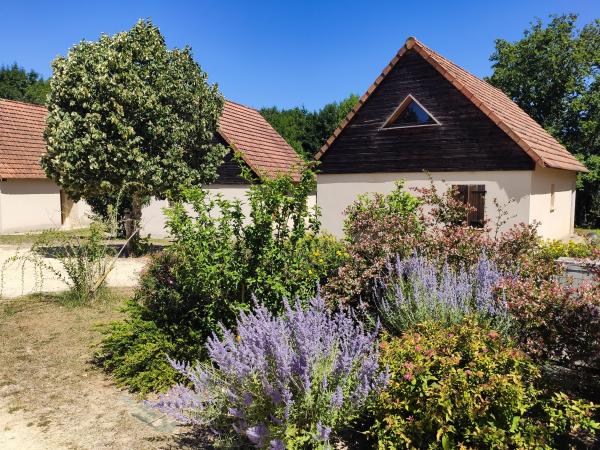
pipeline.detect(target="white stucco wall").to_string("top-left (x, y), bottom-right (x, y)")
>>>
top-left (141, 185), bottom-right (253, 239)
top-left (141, 184), bottom-right (318, 239)
top-left (0, 179), bottom-right (92, 234)
top-left (317, 171), bottom-right (535, 238)
top-left (0, 179), bottom-right (62, 233)
top-left (529, 166), bottom-right (577, 240)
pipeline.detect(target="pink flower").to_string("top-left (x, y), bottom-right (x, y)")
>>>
top-left (403, 373), bottom-right (413, 381)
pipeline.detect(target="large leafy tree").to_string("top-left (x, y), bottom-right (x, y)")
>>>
top-left (487, 14), bottom-right (600, 227)
top-left (43, 19), bottom-right (226, 247)
top-left (260, 94), bottom-right (358, 159)
top-left (0, 64), bottom-right (50, 105)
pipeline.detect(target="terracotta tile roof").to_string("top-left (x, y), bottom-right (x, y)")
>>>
top-left (316, 37), bottom-right (587, 173)
top-left (219, 100), bottom-right (304, 180)
top-left (0, 98), bottom-right (304, 180)
top-left (0, 99), bottom-right (48, 179)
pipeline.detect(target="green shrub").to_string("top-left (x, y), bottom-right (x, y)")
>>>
top-left (369, 318), bottom-right (599, 449)
top-left (537, 239), bottom-right (594, 260)
top-left (1, 221), bottom-right (118, 303)
top-left (97, 170), bottom-right (345, 393)
top-left (96, 300), bottom-right (179, 393)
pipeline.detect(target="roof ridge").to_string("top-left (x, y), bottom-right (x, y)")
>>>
top-left (0, 98), bottom-right (47, 109)
top-left (409, 38), bottom-right (511, 98)
top-left (223, 99), bottom-right (260, 113)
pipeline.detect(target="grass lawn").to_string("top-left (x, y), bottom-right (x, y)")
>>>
top-left (576, 227), bottom-right (600, 236)
top-left (0, 228), bottom-right (92, 246)
top-left (0, 289), bottom-right (197, 449)
top-left (0, 228), bottom-right (172, 248)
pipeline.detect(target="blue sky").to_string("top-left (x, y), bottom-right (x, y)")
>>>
top-left (1, 1), bottom-right (598, 110)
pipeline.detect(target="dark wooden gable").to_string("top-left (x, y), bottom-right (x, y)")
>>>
top-left (214, 134), bottom-right (250, 185)
top-left (319, 49), bottom-right (534, 174)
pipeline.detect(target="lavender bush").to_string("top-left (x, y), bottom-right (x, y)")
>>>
top-left (375, 253), bottom-right (512, 335)
top-left (149, 294), bottom-right (388, 449)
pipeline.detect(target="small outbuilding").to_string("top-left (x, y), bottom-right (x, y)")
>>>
top-left (141, 100), bottom-right (305, 237)
top-left (315, 37), bottom-right (587, 239)
top-left (0, 98), bottom-right (303, 235)
top-left (0, 99), bottom-right (90, 233)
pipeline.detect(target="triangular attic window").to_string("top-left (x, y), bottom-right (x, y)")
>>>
top-left (382, 95), bottom-right (439, 128)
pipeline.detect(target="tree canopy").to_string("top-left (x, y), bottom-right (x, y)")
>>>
top-left (260, 94), bottom-right (358, 159)
top-left (487, 14), bottom-right (600, 227)
top-left (43, 19), bottom-right (226, 208)
top-left (0, 64), bottom-right (50, 105)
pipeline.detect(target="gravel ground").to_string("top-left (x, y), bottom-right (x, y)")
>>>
top-left (0, 245), bottom-right (146, 298)
top-left (0, 292), bottom-right (201, 449)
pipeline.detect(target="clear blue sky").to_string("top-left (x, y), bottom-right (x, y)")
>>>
top-left (1, 0), bottom-right (598, 111)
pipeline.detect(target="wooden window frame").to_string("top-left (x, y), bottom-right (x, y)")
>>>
top-left (452, 184), bottom-right (486, 228)
top-left (380, 94), bottom-right (441, 130)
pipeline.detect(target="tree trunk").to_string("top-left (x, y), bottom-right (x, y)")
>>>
top-left (124, 193), bottom-right (143, 256)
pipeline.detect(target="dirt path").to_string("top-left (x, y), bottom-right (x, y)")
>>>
top-left (0, 292), bottom-right (194, 449)
top-left (0, 245), bottom-right (146, 298)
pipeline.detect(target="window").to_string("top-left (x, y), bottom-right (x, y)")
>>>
top-left (550, 184), bottom-right (555, 212)
top-left (452, 184), bottom-right (486, 227)
top-left (382, 94), bottom-right (440, 129)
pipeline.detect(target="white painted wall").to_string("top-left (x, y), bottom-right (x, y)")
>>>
top-left (141, 184), bottom-right (318, 239)
top-left (317, 171), bottom-right (535, 238)
top-left (0, 179), bottom-right (62, 233)
top-left (529, 166), bottom-right (577, 239)
top-left (0, 179), bottom-right (92, 234)
top-left (141, 185), bottom-right (252, 239)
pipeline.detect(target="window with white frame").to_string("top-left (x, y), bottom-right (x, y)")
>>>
top-left (382, 94), bottom-right (440, 129)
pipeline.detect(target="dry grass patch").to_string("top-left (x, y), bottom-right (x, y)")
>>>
top-left (0, 289), bottom-right (195, 449)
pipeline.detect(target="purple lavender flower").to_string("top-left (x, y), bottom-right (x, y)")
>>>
top-left (376, 253), bottom-right (511, 334)
top-left (331, 386), bottom-right (343, 408)
top-left (270, 440), bottom-right (285, 450)
top-left (149, 293), bottom-right (386, 448)
top-left (246, 423), bottom-right (269, 447)
top-left (316, 422), bottom-right (332, 442)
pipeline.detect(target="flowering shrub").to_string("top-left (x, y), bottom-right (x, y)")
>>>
top-left (502, 277), bottom-right (600, 370)
top-left (375, 254), bottom-right (512, 335)
top-left (324, 181), bottom-right (422, 303)
top-left (369, 319), bottom-right (599, 449)
top-left (325, 181), bottom-right (546, 307)
top-left (150, 295), bottom-right (388, 449)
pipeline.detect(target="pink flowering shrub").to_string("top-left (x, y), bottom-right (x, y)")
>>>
top-left (501, 277), bottom-right (600, 370)
top-left (324, 181), bottom-right (546, 306)
top-left (324, 181), bottom-right (423, 303)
